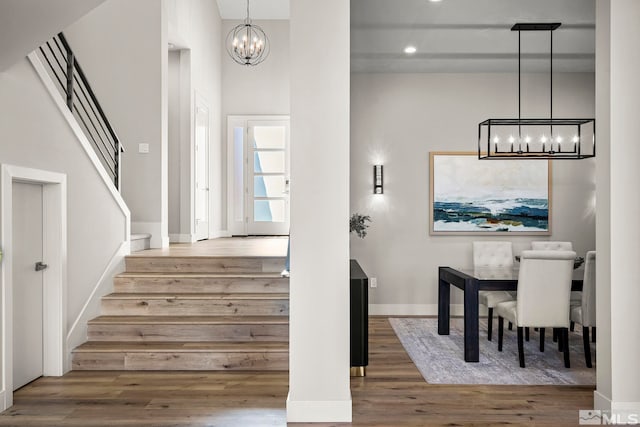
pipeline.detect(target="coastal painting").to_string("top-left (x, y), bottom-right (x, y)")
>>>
top-left (430, 152), bottom-right (550, 235)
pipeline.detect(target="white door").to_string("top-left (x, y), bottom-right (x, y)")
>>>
top-left (12, 182), bottom-right (44, 390)
top-left (247, 120), bottom-right (290, 235)
top-left (195, 101), bottom-right (210, 240)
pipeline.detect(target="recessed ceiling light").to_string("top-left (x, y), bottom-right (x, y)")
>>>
top-left (429, 0), bottom-right (443, 2)
top-left (404, 46), bottom-right (417, 55)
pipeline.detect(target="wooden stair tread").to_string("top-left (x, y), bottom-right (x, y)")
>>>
top-left (88, 315), bottom-right (289, 325)
top-left (116, 272), bottom-right (287, 279)
top-left (126, 255), bottom-right (285, 260)
top-left (102, 293), bottom-right (289, 300)
top-left (74, 341), bottom-right (288, 353)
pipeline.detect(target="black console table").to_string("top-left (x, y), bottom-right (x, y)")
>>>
top-left (350, 259), bottom-right (368, 376)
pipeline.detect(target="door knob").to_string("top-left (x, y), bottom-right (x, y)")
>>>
top-left (35, 261), bottom-right (48, 271)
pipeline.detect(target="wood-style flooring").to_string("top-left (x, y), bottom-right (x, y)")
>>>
top-left (1, 317), bottom-right (594, 426)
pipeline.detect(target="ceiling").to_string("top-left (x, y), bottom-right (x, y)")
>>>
top-left (216, 0), bottom-right (289, 20)
top-left (216, 0), bottom-right (595, 73)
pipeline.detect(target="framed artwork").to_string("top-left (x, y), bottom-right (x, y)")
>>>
top-left (429, 152), bottom-right (551, 235)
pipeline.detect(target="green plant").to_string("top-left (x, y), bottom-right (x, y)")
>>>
top-left (350, 213), bottom-right (372, 238)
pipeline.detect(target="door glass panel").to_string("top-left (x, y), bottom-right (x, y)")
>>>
top-left (233, 127), bottom-right (244, 222)
top-left (254, 200), bottom-right (285, 222)
top-left (253, 126), bottom-right (286, 149)
top-left (254, 151), bottom-right (285, 173)
top-left (254, 176), bottom-right (286, 197)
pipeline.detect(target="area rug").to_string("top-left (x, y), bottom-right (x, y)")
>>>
top-left (389, 317), bottom-right (596, 385)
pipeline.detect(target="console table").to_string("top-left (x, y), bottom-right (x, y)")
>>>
top-left (350, 259), bottom-right (368, 376)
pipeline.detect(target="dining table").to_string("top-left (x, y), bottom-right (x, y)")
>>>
top-left (437, 266), bottom-right (584, 362)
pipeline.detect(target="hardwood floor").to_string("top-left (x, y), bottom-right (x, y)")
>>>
top-left (1, 317), bottom-right (593, 426)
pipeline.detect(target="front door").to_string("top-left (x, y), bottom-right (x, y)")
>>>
top-left (12, 181), bottom-right (44, 390)
top-left (247, 120), bottom-right (290, 235)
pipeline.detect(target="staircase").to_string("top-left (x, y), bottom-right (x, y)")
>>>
top-left (72, 252), bottom-right (289, 370)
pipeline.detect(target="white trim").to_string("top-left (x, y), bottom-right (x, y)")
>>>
top-left (0, 164), bottom-right (67, 411)
top-left (132, 221), bottom-right (169, 248)
top-left (27, 53), bottom-right (130, 241)
top-left (286, 394), bottom-right (352, 423)
top-left (65, 241), bottom-right (129, 371)
top-left (369, 303), bottom-right (466, 316)
top-left (169, 233), bottom-right (196, 243)
top-left (595, 390), bottom-right (612, 411)
top-left (611, 401), bottom-right (640, 413)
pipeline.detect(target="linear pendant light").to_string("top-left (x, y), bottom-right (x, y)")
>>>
top-left (478, 23), bottom-right (595, 160)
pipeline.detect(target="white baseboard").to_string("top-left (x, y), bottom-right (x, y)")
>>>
top-left (286, 394), bottom-right (352, 423)
top-left (169, 233), bottom-right (196, 243)
top-left (369, 304), bottom-right (467, 316)
top-left (210, 230), bottom-right (232, 239)
top-left (132, 221), bottom-right (168, 248)
top-left (65, 241), bottom-right (129, 372)
top-left (595, 390), bottom-right (612, 411)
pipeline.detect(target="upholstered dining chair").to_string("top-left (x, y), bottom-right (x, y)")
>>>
top-left (473, 241), bottom-right (514, 341)
top-left (570, 250), bottom-right (596, 368)
top-left (496, 250), bottom-right (576, 368)
top-left (531, 241), bottom-right (574, 251)
top-left (531, 241), bottom-right (581, 319)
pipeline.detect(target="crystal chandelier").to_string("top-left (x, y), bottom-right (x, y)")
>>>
top-left (225, 0), bottom-right (269, 66)
top-left (478, 23), bottom-right (595, 160)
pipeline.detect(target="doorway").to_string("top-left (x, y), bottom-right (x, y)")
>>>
top-left (194, 96), bottom-right (210, 240)
top-left (0, 165), bottom-right (66, 411)
top-left (227, 116), bottom-right (290, 236)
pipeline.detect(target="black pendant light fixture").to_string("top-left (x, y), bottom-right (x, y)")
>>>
top-left (225, 0), bottom-right (270, 66)
top-left (478, 23), bottom-right (595, 160)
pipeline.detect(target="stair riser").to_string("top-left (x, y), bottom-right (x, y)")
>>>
top-left (87, 324), bottom-right (289, 342)
top-left (73, 352), bottom-right (289, 371)
top-left (114, 277), bottom-right (289, 294)
top-left (125, 257), bottom-right (284, 273)
top-left (101, 299), bottom-right (289, 316)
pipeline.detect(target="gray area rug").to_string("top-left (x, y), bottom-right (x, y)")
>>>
top-left (389, 317), bottom-right (596, 385)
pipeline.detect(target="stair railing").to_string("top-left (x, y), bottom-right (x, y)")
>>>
top-left (37, 32), bottom-right (123, 189)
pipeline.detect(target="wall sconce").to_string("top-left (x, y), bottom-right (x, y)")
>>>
top-left (373, 165), bottom-right (383, 194)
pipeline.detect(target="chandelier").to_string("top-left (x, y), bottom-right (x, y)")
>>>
top-left (478, 23), bottom-right (595, 160)
top-left (225, 0), bottom-right (269, 66)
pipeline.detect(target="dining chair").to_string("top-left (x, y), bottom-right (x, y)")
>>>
top-left (473, 241), bottom-right (514, 341)
top-left (531, 241), bottom-right (581, 326)
top-left (570, 250), bottom-right (596, 368)
top-left (496, 250), bottom-right (576, 368)
top-left (531, 241), bottom-right (574, 251)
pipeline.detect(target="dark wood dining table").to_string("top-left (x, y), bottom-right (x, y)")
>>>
top-left (437, 266), bottom-right (584, 362)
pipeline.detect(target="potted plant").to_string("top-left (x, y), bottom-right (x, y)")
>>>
top-left (350, 213), bottom-right (371, 238)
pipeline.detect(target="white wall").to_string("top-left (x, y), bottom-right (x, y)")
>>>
top-left (288, 0), bottom-right (351, 422)
top-left (221, 20), bottom-right (290, 231)
top-left (350, 72), bottom-right (596, 314)
top-left (64, 0), bottom-right (169, 248)
top-left (0, 58), bottom-right (128, 363)
top-left (0, 0), bottom-right (105, 71)
top-left (166, 0), bottom-right (223, 240)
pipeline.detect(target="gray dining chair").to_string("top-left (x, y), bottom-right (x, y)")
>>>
top-left (473, 241), bottom-right (515, 341)
top-left (496, 250), bottom-right (576, 368)
top-left (570, 250), bottom-right (596, 368)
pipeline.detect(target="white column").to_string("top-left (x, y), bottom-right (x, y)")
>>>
top-left (601, 0), bottom-right (640, 417)
top-left (287, 0), bottom-right (352, 423)
top-left (595, 0), bottom-right (612, 411)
